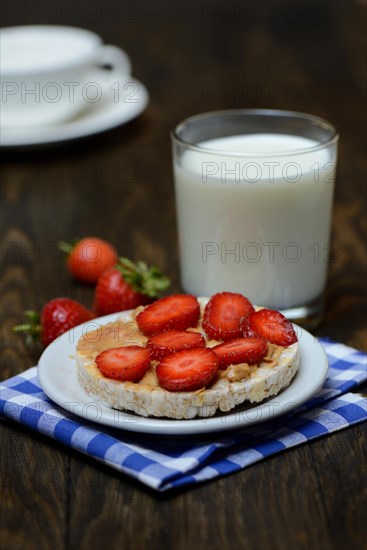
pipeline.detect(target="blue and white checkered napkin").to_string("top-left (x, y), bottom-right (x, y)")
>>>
top-left (1, 338), bottom-right (366, 492)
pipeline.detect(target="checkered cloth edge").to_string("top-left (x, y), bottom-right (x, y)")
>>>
top-left (1, 338), bottom-right (366, 492)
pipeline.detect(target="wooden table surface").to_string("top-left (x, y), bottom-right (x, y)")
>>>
top-left (1, 2), bottom-right (366, 549)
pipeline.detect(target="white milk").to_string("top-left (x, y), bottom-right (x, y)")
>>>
top-left (174, 133), bottom-right (336, 309)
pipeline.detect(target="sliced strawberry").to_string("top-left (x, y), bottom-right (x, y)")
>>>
top-left (95, 346), bottom-right (151, 382)
top-left (136, 294), bottom-right (200, 336)
top-left (212, 337), bottom-right (268, 369)
top-left (241, 308), bottom-right (298, 347)
top-left (202, 292), bottom-right (255, 341)
top-left (147, 330), bottom-right (205, 361)
top-left (156, 348), bottom-right (219, 392)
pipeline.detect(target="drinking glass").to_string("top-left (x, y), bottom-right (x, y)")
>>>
top-left (171, 109), bottom-right (339, 327)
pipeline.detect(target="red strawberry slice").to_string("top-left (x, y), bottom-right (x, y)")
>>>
top-left (156, 348), bottom-right (219, 392)
top-left (136, 294), bottom-right (200, 336)
top-left (147, 330), bottom-right (205, 360)
top-left (241, 308), bottom-right (298, 347)
top-left (95, 346), bottom-right (151, 382)
top-left (212, 337), bottom-right (268, 369)
top-left (202, 292), bottom-right (255, 341)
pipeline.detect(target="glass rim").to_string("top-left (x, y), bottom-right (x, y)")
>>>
top-left (171, 108), bottom-right (339, 158)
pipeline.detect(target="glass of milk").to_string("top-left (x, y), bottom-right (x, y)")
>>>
top-left (171, 109), bottom-right (339, 326)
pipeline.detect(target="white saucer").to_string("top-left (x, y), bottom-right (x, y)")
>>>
top-left (0, 76), bottom-right (149, 147)
top-left (38, 311), bottom-right (329, 436)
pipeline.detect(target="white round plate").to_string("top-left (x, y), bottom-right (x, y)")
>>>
top-left (37, 311), bottom-right (328, 435)
top-left (0, 77), bottom-right (148, 147)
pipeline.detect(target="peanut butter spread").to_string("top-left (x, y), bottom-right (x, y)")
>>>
top-left (76, 299), bottom-right (299, 419)
top-left (77, 317), bottom-right (284, 389)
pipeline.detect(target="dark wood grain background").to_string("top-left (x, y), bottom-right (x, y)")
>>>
top-left (1, 2), bottom-right (366, 549)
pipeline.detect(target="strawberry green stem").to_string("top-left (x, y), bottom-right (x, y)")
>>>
top-left (13, 311), bottom-right (42, 345)
top-left (58, 240), bottom-right (79, 256)
top-left (117, 257), bottom-right (170, 298)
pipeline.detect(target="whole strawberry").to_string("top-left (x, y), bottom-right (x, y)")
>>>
top-left (14, 298), bottom-right (95, 346)
top-left (94, 257), bottom-right (170, 316)
top-left (59, 237), bottom-right (118, 284)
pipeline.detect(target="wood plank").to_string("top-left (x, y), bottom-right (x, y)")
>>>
top-left (0, 422), bottom-right (67, 550)
top-left (1, 1), bottom-right (366, 549)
